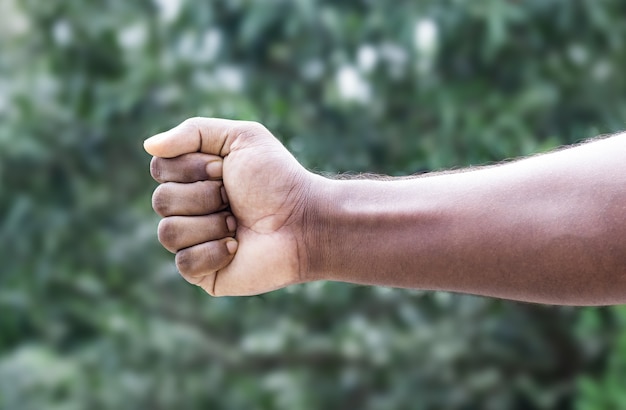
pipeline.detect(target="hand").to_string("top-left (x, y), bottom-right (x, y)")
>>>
top-left (145, 118), bottom-right (318, 296)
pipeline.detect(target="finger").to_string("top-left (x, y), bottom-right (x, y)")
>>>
top-left (150, 153), bottom-right (223, 183)
top-left (158, 212), bottom-right (237, 253)
top-left (143, 117), bottom-right (265, 158)
top-left (176, 238), bottom-right (238, 280)
top-left (152, 181), bottom-right (228, 217)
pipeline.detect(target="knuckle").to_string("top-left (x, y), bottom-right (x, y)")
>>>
top-left (157, 218), bottom-right (178, 251)
top-left (175, 249), bottom-right (194, 275)
top-left (238, 120), bottom-right (266, 138)
top-left (151, 185), bottom-right (170, 216)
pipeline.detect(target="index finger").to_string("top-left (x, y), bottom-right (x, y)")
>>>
top-left (143, 117), bottom-right (243, 158)
top-left (150, 153), bottom-right (223, 183)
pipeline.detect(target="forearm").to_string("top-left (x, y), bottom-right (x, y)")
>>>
top-left (306, 134), bottom-right (626, 305)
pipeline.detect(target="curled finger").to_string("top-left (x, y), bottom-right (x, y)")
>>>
top-left (176, 238), bottom-right (238, 280)
top-left (158, 212), bottom-right (237, 253)
top-left (150, 152), bottom-right (223, 183)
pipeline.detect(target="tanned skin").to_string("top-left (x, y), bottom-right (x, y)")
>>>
top-left (145, 118), bottom-right (626, 305)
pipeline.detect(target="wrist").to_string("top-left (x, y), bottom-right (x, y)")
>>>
top-left (300, 174), bottom-right (445, 288)
top-left (300, 173), bottom-right (338, 283)
top-left (301, 175), bottom-right (417, 284)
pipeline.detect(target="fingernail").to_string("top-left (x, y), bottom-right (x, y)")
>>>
top-left (206, 160), bottom-right (223, 178)
top-left (220, 186), bottom-right (228, 204)
top-left (226, 240), bottom-right (238, 254)
top-left (226, 215), bottom-right (237, 232)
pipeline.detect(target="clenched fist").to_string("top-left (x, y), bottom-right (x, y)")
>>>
top-left (145, 118), bottom-right (322, 296)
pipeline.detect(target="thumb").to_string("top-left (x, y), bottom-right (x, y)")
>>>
top-left (144, 117), bottom-right (244, 158)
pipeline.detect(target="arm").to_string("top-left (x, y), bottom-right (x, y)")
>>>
top-left (145, 118), bottom-right (626, 305)
top-left (305, 135), bottom-right (626, 305)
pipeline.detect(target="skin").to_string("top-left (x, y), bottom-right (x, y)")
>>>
top-left (145, 118), bottom-right (626, 305)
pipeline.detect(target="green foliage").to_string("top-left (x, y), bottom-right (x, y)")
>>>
top-left (1, 0), bottom-right (626, 408)
top-left (576, 306), bottom-right (626, 410)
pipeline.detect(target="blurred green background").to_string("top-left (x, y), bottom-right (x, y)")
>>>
top-left (1, 0), bottom-right (626, 408)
